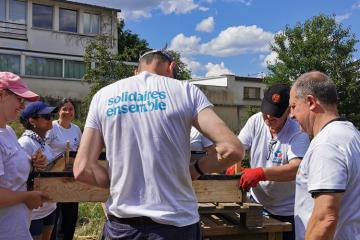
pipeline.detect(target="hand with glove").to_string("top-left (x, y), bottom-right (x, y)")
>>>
top-left (239, 167), bottom-right (266, 191)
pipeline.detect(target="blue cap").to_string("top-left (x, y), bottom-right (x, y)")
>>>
top-left (20, 101), bottom-right (58, 120)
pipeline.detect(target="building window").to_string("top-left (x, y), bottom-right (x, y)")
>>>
top-left (32, 3), bottom-right (53, 29)
top-left (244, 87), bottom-right (261, 100)
top-left (0, 54), bottom-right (20, 74)
top-left (0, 0), bottom-right (26, 24)
top-left (65, 60), bottom-right (85, 79)
top-left (26, 56), bottom-right (62, 77)
top-left (83, 13), bottom-right (99, 34)
top-left (59, 8), bottom-right (77, 33)
top-left (0, 0), bottom-right (6, 21)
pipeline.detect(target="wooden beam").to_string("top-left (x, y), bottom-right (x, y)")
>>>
top-left (34, 177), bottom-right (242, 203)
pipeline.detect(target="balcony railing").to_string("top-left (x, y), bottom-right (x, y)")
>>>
top-left (0, 21), bottom-right (27, 40)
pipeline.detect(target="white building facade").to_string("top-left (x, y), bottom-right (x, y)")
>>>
top-left (0, 0), bottom-right (119, 100)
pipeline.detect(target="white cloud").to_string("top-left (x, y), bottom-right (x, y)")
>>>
top-left (159, 0), bottom-right (198, 14)
top-left (169, 33), bottom-right (202, 55)
top-left (74, 0), bottom-right (201, 20)
top-left (170, 25), bottom-right (274, 57)
top-left (199, 7), bottom-right (210, 12)
top-left (195, 17), bottom-right (215, 33)
top-left (352, 1), bottom-right (360, 9)
top-left (222, 0), bottom-right (253, 6)
top-left (201, 25), bottom-right (274, 57)
top-left (335, 13), bottom-right (352, 23)
top-left (205, 62), bottom-right (234, 77)
top-left (181, 57), bottom-right (204, 74)
top-left (260, 52), bottom-right (279, 67)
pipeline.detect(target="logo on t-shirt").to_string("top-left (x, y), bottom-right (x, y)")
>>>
top-left (271, 149), bottom-right (283, 164)
top-left (106, 91), bottom-right (167, 117)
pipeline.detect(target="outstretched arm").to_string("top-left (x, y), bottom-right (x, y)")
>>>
top-left (73, 127), bottom-right (109, 188)
top-left (191, 108), bottom-right (244, 176)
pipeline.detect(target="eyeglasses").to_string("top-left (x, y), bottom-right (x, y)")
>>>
top-left (32, 114), bottom-right (54, 121)
top-left (139, 49), bottom-right (174, 62)
top-left (266, 139), bottom-right (277, 160)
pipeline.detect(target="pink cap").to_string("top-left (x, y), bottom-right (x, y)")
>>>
top-left (0, 72), bottom-right (39, 102)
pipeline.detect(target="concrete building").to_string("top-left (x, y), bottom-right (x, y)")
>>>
top-left (190, 75), bottom-right (266, 133)
top-left (0, 0), bottom-right (120, 99)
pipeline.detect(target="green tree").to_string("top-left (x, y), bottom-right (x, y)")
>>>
top-left (82, 24), bottom-right (192, 117)
top-left (265, 14), bottom-right (360, 127)
top-left (82, 35), bottom-right (134, 117)
top-left (117, 19), bottom-right (149, 62)
top-left (167, 50), bottom-right (192, 80)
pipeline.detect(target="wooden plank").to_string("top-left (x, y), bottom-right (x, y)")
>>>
top-left (34, 177), bottom-right (109, 202)
top-left (34, 177), bottom-right (241, 203)
top-left (192, 180), bottom-right (242, 203)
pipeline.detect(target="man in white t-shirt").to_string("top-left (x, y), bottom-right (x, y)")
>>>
top-left (73, 49), bottom-right (244, 240)
top-left (290, 71), bottom-right (360, 240)
top-left (238, 84), bottom-right (310, 240)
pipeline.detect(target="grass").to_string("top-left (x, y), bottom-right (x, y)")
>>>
top-left (75, 203), bottom-right (106, 239)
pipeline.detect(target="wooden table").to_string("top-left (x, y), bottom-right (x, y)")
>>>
top-left (201, 214), bottom-right (291, 240)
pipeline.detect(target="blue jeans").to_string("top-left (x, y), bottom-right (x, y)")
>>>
top-left (101, 216), bottom-right (201, 240)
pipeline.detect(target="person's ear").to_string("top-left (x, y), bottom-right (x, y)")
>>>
top-left (306, 95), bottom-right (317, 111)
top-left (28, 117), bottom-right (36, 125)
top-left (134, 68), bottom-right (139, 76)
top-left (168, 61), bottom-right (177, 78)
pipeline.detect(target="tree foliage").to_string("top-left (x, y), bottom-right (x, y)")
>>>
top-left (265, 14), bottom-right (360, 127)
top-left (81, 21), bottom-right (192, 118)
top-left (82, 35), bottom-right (134, 117)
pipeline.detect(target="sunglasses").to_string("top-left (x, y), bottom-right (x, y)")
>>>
top-left (32, 114), bottom-right (54, 121)
top-left (266, 139), bottom-right (278, 160)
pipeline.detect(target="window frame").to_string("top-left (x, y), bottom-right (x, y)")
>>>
top-left (59, 7), bottom-right (78, 33)
top-left (243, 86), bottom-right (261, 100)
top-left (0, 53), bottom-right (21, 74)
top-left (25, 56), bottom-right (63, 78)
top-left (32, 3), bottom-right (53, 30)
top-left (0, 0), bottom-right (27, 24)
top-left (83, 12), bottom-right (100, 35)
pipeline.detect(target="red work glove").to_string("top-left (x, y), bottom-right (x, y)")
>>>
top-left (225, 165), bottom-right (236, 175)
top-left (239, 167), bottom-right (266, 191)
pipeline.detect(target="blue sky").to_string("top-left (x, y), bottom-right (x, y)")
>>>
top-left (75, 0), bottom-right (360, 78)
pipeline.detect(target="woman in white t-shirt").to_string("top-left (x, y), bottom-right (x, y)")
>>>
top-left (18, 101), bottom-right (59, 240)
top-left (0, 72), bottom-right (46, 240)
top-left (46, 98), bottom-right (82, 240)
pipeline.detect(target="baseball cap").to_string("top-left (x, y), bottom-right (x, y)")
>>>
top-left (261, 84), bottom-right (290, 118)
top-left (0, 72), bottom-right (39, 101)
top-left (20, 101), bottom-right (58, 120)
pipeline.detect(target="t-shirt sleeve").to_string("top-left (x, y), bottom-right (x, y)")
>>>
top-left (201, 135), bottom-right (213, 148)
top-left (188, 83), bottom-right (213, 119)
top-left (308, 143), bottom-right (347, 194)
top-left (18, 137), bottom-right (37, 157)
top-left (0, 147), bottom-right (4, 176)
top-left (45, 128), bottom-right (54, 145)
top-left (287, 132), bottom-right (310, 160)
top-left (238, 116), bottom-right (255, 150)
top-left (85, 92), bottom-right (102, 131)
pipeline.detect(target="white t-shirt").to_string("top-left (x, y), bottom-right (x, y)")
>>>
top-left (46, 121), bottom-right (82, 155)
top-left (0, 126), bottom-right (32, 240)
top-left (18, 132), bottom-right (57, 221)
top-left (190, 127), bottom-right (213, 151)
top-left (238, 112), bottom-right (310, 215)
top-left (85, 71), bottom-right (213, 227)
top-left (295, 120), bottom-right (360, 240)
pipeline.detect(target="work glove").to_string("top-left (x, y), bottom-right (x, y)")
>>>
top-left (239, 167), bottom-right (266, 191)
top-left (225, 165), bottom-right (236, 175)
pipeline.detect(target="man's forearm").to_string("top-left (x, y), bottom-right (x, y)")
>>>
top-left (263, 159), bottom-right (301, 181)
top-left (75, 162), bottom-right (110, 188)
top-left (306, 214), bottom-right (337, 240)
